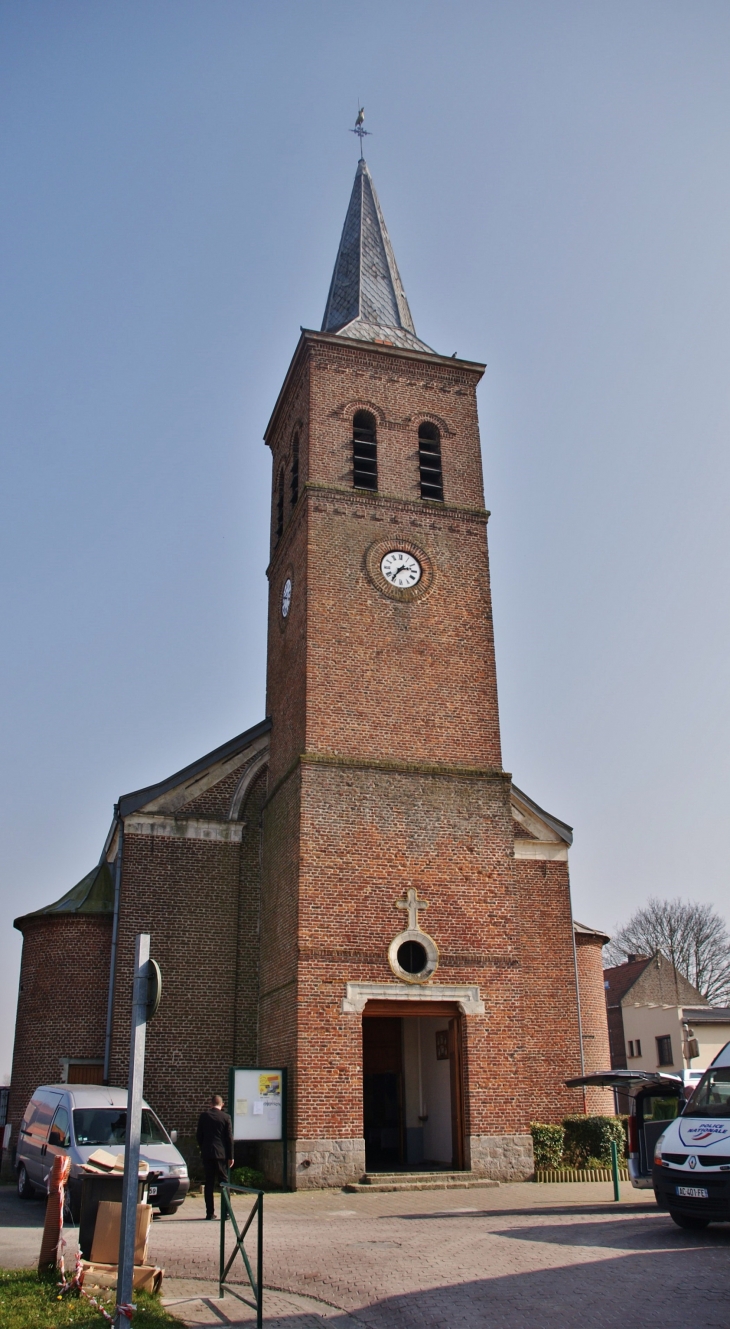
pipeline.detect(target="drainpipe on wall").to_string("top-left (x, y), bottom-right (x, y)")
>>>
top-left (103, 810), bottom-right (123, 1084)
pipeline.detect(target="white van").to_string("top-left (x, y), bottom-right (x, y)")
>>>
top-left (16, 1084), bottom-right (189, 1219)
top-left (652, 1040), bottom-right (730, 1229)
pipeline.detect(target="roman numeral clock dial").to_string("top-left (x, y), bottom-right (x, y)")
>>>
top-left (380, 550), bottom-right (422, 588)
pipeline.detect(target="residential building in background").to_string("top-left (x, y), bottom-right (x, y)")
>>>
top-left (604, 953), bottom-right (730, 1075)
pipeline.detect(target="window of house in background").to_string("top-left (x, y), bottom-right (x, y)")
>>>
top-left (352, 411), bottom-right (377, 490)
top-left (657, 1035), bottom-right (673, 1066)
top-left (291, 433), bottom-right (300, 507)
top-left (275, 468), bottom-right (285, 542)
top-left (635, 1039), bottom-right (641, 1057)
top-left (418, 422), bottom-right (444, 501)
top-left (628, 1041), bottom-right (635, 1058)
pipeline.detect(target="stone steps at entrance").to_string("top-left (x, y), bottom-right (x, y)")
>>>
top-left (344, 1172), bottom-right (500, 1193)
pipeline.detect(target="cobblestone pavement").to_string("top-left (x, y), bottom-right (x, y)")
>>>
top-left (2, 1183), bottom-right (729, 1327)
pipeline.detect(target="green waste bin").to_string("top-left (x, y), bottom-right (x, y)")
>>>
top-left (78, 1172), bottom-right (147, 1259)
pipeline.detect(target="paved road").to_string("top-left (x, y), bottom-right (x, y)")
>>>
top-left (1, 1183), bottom-right (729, 1327)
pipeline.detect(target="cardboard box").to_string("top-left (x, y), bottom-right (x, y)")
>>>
top-left (90, 1201), bottom-right (152, 1266)
top-left (83, 1149), bottom-right (149, 1177)
top-left (80, 1261), bottom-right (163, 1294)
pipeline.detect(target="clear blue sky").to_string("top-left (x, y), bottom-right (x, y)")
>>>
top-left (2, 1), bottom-right (729, 1079)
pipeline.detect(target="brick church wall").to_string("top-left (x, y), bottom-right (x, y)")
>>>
top-left (109, 832), bottom-right (243, 1135)
top-left (267, 339), bottom-right (503, 774)
top-left (233, 767), bottom-right (268, 1066)
top-left (259, 764), bottom-right (301, 1149)
top-left (513, 859), bottom-right (585, 1124)
top-left (8, 915), bottom-right (111, 1133)
top-left (292, 761), bottom-right (524, 1143)
top-left (265, 502), bottom-right (309, 788)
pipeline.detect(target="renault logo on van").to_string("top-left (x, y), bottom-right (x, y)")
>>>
top-left (688, 1156), bottom-right (697, 1169)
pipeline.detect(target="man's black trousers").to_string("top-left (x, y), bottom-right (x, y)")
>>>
top-left (203, 1157), bottom-right (229, 1217)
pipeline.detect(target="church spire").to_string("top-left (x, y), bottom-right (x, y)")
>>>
top-left (321, 159), bottom-right (433, 353)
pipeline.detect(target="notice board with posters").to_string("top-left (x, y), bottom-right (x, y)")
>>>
top-left (229, 1068), bottom-right (286, 1141)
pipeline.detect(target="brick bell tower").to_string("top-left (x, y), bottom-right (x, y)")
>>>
top-left (259, 156), bottom-right (583, 1187)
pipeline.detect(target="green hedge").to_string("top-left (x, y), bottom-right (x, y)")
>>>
top-left (562, 1115), bottom-right (626, 1168)
top-left (230, 1165), bottom-right (266, 1190)
top-left (530, 1123), bottom-right (565, 1169)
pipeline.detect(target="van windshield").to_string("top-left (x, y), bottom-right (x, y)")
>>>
top-left (73, 1109), bottom-right (169, 1146)
top-left (683, 1067), bottom-right (730, 1117)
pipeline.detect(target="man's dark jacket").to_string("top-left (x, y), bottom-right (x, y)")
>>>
top-left (196, 1107), bottom-right (234, 1160)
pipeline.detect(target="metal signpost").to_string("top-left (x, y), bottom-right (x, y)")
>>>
top-left (114, 934), bottom-right (161, 1328)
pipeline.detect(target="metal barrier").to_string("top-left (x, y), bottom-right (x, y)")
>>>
top-left (219, 1182), bottom-right (264, 1327)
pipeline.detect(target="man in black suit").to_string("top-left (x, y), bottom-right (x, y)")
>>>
top-left (196, 1094), bottom-right (234, 1220)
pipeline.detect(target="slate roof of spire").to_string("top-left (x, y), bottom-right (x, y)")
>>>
top-left (321, 159), bottom-right (434, 353)
top-left (15, 861), bottom-right (115, 929)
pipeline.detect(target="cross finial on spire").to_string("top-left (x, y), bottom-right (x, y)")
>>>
top-left (350, 106), bottom-right (371, 160)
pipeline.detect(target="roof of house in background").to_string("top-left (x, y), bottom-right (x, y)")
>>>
top-left (604, 952), bottom-right (708, 1008)
top-left (603, 956), bottom-right (653, 1006)
top-left (683, 1006), bottom-right (730, 1023)
top-left (321, 158), bottom-right (434, 353)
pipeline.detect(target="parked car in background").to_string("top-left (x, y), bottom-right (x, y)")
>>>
top-left (652, 1039), bottom-right (730, 1229)
top-left (566, 1069), bottom-right (684, 1189)
top-left (16, 1084), bottom-right (189, 1218)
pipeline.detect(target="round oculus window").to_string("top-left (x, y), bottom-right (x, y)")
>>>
top-left (380, 550), bottom-right (422, 589)
top-left (281, 577), bottom-right (292, 618)
top-left (397, 939), bottom-right (428, 975)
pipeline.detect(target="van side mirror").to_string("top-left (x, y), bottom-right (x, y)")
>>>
top-left (170, 1129), bottom-right (178, 1144)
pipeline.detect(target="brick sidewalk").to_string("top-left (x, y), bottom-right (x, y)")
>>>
top-left (2, 1183), bottom-right (729, 1327)
top-left (155, 1184), bottom-right (730, 1327)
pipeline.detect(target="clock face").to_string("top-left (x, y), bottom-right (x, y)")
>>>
top-left (281, 577), bottom-right (292, 618)
top-left (380, 550), bottom-right (422, 589)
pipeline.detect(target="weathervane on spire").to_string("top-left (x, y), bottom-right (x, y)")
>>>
top-left (350, 106), bottom-right (371, 160)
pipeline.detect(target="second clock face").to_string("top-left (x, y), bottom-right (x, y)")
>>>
top-left (281, 577), bottom-right (292, 618)
top-left (380, 550), bottom-right (422, 589)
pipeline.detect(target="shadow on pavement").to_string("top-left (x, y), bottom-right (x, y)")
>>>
top-left (263, 1246), bottom-right (730, 1328)
top-left (391, 1202), bottom-right (657, 1220)
top-left (492, 1215), bottom-right (730, 1250)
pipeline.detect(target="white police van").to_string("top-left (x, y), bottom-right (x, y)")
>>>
top-left (652, 1040), bottom-right (730, 1229)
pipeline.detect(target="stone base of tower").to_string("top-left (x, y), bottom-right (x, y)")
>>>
top-left (467, 1133), bottom-right (534, 1181)
top-left (259, 1135), bottom-right (534, 1189)
top-left (260, 1137), bottom-right (367, 1190)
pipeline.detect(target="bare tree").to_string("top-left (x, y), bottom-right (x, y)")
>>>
top-left (604, 897), bottom-right (730, 1005)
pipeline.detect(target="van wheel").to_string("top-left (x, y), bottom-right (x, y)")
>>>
top-left (669, 1210), bottom-right (710, 1230)
top-left (17, 1165), bottom-right (34, 1200)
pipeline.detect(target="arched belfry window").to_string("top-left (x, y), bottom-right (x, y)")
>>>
top-left (290, 433), bottom-right (300, 507)
top-left (352, 411), bottom-right (378, 491)
top-left (275, 468), bottom-right (285, 542)
top-left (418, 422), bottom-right (444, 502)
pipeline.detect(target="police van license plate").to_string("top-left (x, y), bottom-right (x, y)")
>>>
top-left (676, 1185), bottom-right (708, 1198)
top-left (148, 1186), bottom-right (158, 1196)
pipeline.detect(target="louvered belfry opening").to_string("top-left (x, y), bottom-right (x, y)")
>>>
top-left (291, 433), bottom-right (300, 507)
top-left (352, 410), bottom-right (378, 491)
top-left (275, 468), bottom-right (285, 541)
top-left (418, 422), bottom-right (444, 501)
